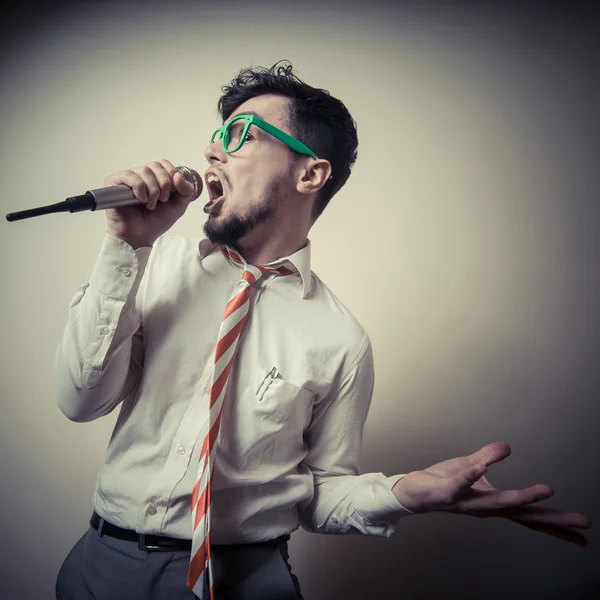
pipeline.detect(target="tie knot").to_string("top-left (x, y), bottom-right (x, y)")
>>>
top-left (221, 246), bottom-right (295, 285)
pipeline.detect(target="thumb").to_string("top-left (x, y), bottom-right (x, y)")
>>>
top-left (453, 464), bottom-right (487, 493)
top-left (173, 170), bottom-right (196, 199)
top-left (467, 463), bottom-right (487, 483)
top-left (440, 464), bottom-right (487, 509)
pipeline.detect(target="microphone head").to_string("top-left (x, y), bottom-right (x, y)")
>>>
top-left (176, 166), bottom-right (203, 201)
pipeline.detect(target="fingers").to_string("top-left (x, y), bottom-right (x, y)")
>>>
top-left (105, 169), bottom-right (150, 205)
top-left (481, 485), bottom-right (554, 511)
top-left (146, 160), bottom-right (195, 205)
top-left (496, 484), bottom-right (555, 507)
top-left (155, 159), bottom-right (194, 198)
top-left (452, 482), bottom-right (556, 515)
top-left (494, 504), bottom-right (591, 529)
top-left (507, 517), bottom-right (589, 547)
top-left (104, 160), bottom-right (181, 211)
top-left (140, 161), bottom-right (173, 210)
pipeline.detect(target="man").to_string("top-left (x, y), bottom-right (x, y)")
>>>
top-left (55, 62), bottom-right (591, 600)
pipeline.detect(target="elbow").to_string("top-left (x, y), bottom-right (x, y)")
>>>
top-left (298, 516), bottom-right (319, 534)
top-left (56, 379), bottom-right (123, 423)
top-left (57, 396), bottom-right (97, 423)
top-left (55, 377), bottom-right (104, 423)
top-left (57, 395), bottom-right (118, 423)
top-left (297, 505), bottom-right (323, 534)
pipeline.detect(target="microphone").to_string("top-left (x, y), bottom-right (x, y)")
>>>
top-left (5, 166), bottom-right (203, 222)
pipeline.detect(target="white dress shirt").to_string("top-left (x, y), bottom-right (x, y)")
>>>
top-left (55, 233), bottom-right (413, 544)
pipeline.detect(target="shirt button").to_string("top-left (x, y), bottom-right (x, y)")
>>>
top-left (100, 327), bottom-right (110, 335)
top-left (147, 505), bottom-right (157, 516)
top-left (331, 516), bottom-right (339, 524)
top-left (177, 446), bottom-right (186, 455)
top-left (370, 484), bottom-right (377, 493)
top-left (122, 268), bottom-right (132, 277)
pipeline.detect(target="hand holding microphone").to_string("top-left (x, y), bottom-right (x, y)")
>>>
top-left (5, 159), bottom-right (203, 249)
top-left (103, 160), bottom-right (202, 249)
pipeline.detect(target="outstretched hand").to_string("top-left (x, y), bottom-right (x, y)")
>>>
top-left (392, 442), bottom-right (591, 547)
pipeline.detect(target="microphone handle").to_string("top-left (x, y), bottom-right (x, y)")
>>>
top-left (5, 186), bottom-right (141, 222)
top-left (84, 185), bottom-right (145, 210)
top-left (6, 166), bottom-right (202, 222)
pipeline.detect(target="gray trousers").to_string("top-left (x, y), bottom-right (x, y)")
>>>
top-left (55, 520), bottom-right (304, 600)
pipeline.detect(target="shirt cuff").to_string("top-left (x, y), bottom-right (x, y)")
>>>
top-left (89, 234), bottom-right (153, 301)
top-left (329, 473), bottom-right (415, 538)
top-left (384, 474), bottom-right (415, 515)
top-left (355, 473), bottom-right (415, 524)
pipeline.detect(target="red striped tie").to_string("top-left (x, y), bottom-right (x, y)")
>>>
top-left (186, 245), bottom-right (295, 599)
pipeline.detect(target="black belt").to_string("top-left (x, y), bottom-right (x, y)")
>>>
top-left (90, 511), bottom-right (291, 553)
top-left (90, 511), bottom-right (193, 552)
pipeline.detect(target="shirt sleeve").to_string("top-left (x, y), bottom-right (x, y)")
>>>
top-left (298, 337), bottom-right (414, 538)
top-left (55, 233), bottom-right (153, 422)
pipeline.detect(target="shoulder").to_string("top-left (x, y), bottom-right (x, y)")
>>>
top-left (307, 271), bottom-right (372, 363)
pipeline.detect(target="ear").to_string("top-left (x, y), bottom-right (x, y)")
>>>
top-left (296, 158), bottom-right (332, 196)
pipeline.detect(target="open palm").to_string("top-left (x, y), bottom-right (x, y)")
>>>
top-left (393, 442), bottom-right (591, 547)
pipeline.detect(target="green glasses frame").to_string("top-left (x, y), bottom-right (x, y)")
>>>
top-left (210, 114), bottom-right (318, 159)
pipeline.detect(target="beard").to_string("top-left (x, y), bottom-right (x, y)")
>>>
top-left (203, 179), bottom-right (284, 251)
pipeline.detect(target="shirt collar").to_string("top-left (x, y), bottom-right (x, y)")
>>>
top-left (198, 237), bottom-right (312, 299)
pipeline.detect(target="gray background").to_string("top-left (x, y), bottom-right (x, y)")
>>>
top-left (1, 1), bottom-right (598, 598)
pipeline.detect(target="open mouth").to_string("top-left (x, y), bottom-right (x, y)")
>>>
top-left (204, 171), bottom-right (226, 214)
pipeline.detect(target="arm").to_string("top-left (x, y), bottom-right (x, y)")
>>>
top-left (56, 160), bottom-right (195, 422)
top-left (298, 338), bottom-right (414, 538)
top-left (55, 233), bottom-right (152, 422)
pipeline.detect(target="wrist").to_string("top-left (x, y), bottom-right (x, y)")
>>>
top-left (392, 472), bottom-right (424, 514)
top-left (108, 233), bottom-right (155, 250)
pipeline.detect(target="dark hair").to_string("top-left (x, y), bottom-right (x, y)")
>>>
top-left (217, 60), bottom-right (358, 223)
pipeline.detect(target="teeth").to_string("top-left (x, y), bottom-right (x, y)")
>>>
top-left (206, 172), bottom-right (224, 203)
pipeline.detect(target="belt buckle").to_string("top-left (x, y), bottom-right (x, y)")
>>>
top-left (138, 534), bottom-right (173, 552)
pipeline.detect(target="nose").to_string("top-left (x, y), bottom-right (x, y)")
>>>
top-left (204, 139), bottom-right (228, 165)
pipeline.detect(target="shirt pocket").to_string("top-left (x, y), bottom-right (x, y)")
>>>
top-left (252, 366), bottom-right (314, 429)
top-left (221, 367), bottom-right (315, 472)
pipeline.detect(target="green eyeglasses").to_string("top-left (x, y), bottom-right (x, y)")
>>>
top-left (210, 114), bottom-right (318, 158)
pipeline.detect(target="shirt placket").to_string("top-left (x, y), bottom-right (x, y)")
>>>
top-left (137, 355), bottom-right (216, 532)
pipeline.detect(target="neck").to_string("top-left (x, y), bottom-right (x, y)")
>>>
top-left (234, 214), bottom-right (310, 265)
top-left (234, 231), bottom-right (308, 266)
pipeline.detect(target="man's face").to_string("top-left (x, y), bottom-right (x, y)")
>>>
top-left (202, 93), bottom-right (298, 249)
